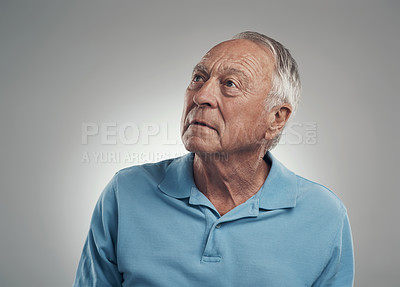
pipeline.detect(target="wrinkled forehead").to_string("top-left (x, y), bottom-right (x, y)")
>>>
top-left (208, 39), bottom-right (272, 58)
top-left (196, 39), bottom-right (275, 79)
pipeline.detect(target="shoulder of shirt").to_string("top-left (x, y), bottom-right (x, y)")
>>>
top-left (294, 174), bottom-right (347, 217)
top-left (109, 155), bottom-right (190, 193)
top-left (114, 156), bottom-right (177, 181)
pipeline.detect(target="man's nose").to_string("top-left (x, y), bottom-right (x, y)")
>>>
top-left (193, 80), bottom-right (218, 108)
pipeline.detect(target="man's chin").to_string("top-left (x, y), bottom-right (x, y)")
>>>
top-left (182, 139), bottom-right (221, 154)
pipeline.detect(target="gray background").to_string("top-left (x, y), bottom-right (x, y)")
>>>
top-left (1, 0), bottom-right (399, 286)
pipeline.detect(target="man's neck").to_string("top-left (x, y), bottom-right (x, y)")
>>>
top-left (193, 148), bottom-right (270, 216)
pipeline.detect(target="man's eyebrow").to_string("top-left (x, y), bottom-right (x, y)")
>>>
top-left (220, 67), bottom-right (250, 83)
top-left (192, 65), bottom-right (249, 82)
top-left (192, 63), bottom-right (208, 75)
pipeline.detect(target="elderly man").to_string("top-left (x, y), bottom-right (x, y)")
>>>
top-left (74, 31), bottom-right (354, 286)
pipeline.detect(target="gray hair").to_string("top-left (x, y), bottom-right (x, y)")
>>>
top-left (232, 31), bottom-right (301, 150)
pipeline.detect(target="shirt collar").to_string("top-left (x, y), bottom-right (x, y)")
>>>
top-left (158, 153), bottom-right (196, 199)
top-left (158, 152), bottom-right (298, 210)
top-left (257, 152), bottom-right (298, 210)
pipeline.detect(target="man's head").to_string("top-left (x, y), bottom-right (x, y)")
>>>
top-left (233, 32), bottom-right (301, 149)
top-left (181, 31), bottom-right (301, 155)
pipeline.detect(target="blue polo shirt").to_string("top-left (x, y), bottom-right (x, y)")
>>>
top-left (73, 152), bottom-right (354, 286)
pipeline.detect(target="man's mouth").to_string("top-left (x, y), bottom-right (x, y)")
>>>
top-left (189, 120), bottom-right (217, 131)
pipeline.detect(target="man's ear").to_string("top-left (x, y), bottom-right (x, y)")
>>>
top-left (264, 104), bottom-right (293, 140)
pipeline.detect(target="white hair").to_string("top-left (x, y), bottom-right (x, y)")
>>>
top-left (233, 31), bottom-right (301, 149)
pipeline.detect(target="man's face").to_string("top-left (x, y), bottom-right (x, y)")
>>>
top-left (181, 39), bottom-right (275, 154)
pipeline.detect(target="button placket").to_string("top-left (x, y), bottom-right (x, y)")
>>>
top-left (197, 192), bottom-right (261, 263)
top-left (201, 219), bottom-right (225, 263)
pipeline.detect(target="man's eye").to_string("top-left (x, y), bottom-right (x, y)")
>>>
top-left (225, 80), bottom-right (236, 88)
top-left (193, 75), bottom-right (203, 82)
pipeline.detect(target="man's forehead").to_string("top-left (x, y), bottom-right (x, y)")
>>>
top-left (193, 39), bottom-right (274, 77)
top-left (203, 39), bottom-right (273, 60)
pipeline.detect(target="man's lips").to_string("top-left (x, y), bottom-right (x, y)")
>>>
top-left (189, 120), bottom-right (217, 131)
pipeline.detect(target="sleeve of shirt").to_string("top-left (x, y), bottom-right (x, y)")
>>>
top-left (313, 212), bottom-right (355, 287)
top-left (73, 174), bottom-right (123, 287)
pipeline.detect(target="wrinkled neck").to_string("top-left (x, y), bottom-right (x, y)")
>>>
top-left (193, 149), bottom-right (270, 215)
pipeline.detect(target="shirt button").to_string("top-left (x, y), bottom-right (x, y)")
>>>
top-left (215, 224), bottom-right (222, 229)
